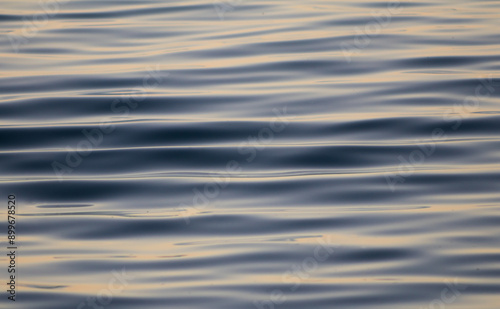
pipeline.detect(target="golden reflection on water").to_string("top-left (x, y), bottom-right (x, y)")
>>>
top-left (1, 0), bottom-right (500, 308)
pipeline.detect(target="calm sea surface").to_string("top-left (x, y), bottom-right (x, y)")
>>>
top-left (1, 0), bottom-right (500, 308)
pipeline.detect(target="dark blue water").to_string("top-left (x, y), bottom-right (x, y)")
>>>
top-left (1, 0), bottom-right (500, 308)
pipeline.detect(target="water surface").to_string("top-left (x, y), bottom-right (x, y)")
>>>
top-left (1, 0), bottom-right (500, 308)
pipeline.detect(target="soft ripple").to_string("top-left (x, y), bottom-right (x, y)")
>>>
top-left (1, 0), bottom-right (500, 308)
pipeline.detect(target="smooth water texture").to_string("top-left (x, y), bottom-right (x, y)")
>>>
top-left (1, 0), bottom-right (500, 308)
